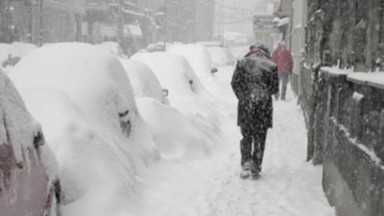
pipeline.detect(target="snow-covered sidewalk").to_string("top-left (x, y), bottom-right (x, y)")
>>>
top-left (134, 74), bottom-right (336, 216)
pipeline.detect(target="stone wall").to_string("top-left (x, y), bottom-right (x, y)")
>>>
top-left (301, 0), bottom-right (384, 215)
top-left (309, 69), bottom-right (384, 216)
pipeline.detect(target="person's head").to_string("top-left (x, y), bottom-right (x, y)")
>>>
top-left (255, 43), bottom-right (270, 57)
top-left (249, 45), bottom-right (256, 51)
top-left (279, 41), bottom-right (286, 47)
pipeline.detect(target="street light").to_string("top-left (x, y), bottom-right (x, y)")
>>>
top-left (164, 0), bottom-right (167, 50)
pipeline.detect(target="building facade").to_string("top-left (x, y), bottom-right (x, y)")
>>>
top-left (252, 3), bottom-right (276, 51)
top-left (0, 0), bottom-right (85, 44)
top-left (299, 2), bottom-right (384, 216)
top-left (138, 0), bottom-right (214, 44)
top-left (1, 0), bottom-right (215, 52)
top-left (289, 0), bottom-right (306, 94)
top-left (274, 0), bottom-right (293, 48)
top-left (194, 0), bottom-right (215, 41)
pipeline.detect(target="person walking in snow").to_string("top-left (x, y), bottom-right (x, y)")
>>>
top-left (231, 44), bottom-right (279, 179)
top-left (271, 42), bottom-right (293, 101)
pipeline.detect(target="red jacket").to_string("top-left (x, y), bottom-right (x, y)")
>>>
top-left (271, 45), bottom-right (293, 74)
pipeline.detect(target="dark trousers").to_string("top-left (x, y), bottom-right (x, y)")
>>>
top-left (240, 125), bottom-right (268, 171)
top-left (275, 73), bottom-right (289, 100)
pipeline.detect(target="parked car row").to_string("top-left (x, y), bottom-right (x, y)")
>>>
top-left (0, 41), bottom-right (236, 216)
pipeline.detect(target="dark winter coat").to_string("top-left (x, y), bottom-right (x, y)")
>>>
top-left (231, 52), bottom-right (278, 130)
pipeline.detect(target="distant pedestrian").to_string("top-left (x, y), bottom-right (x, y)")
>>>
top-left (271, 42), bottom-right (293, 101)
top-left (231, 44), bottom-right (279, 179)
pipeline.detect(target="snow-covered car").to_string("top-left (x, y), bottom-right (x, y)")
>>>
top-left (197, 41), bottom-right (224, 47)
top-left (166, 43), bottom-right (235, 102)
top-left (94, 41), bottom-right (127, 58)
top-left (206, 46), bottom-right (235, 67)
top-left (130, 52), bottom-right (223, 122)
top-left (146, 41), bottom-right (165, 52)
top-left (0, 42), bottom-right (37, 73)
top-left (167, 43), bottom-right (217, 78)
top-left (0, 69), bottom-right (60, 216)
top-left (9, 43), bottom-right (159, 216)
top-left (119, 58), bottom-right (170, 105)
top-left (129, 52), bottom-right (223, 159)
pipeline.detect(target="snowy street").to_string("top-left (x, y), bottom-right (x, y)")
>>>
top-left (2, 0), bottom-right (384, 215)
top-left (134, 68), bottom-right (336, 216)
top-left (0, 42), bottom-right (337, 216)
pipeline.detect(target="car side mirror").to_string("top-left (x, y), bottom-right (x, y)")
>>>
top-left (211, 68), bottom-right (218, 74)
top-left (162, 89), bottom-right (169, 97)
top-left (33, 131), bottom-right (45, 148)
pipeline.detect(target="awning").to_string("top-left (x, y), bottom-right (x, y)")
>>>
top-left (124, 24), bottom-right (142, 38)
top-left (100, 24), bottom-right (117, 37)
top-left (45, 0), bottom-right (86, 14)
top-left (122, 9), bottom-right (145, 17)
top-left (278, 17), bottom-right (289, 27)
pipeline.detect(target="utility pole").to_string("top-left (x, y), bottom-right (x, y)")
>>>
top-left (218, 0), bottom-right (222, 38)
top-left (193, 0), bottom-right (197, 42)
top-left (0, 1), bottom-right (4, 42)
top-left (117, 0), bottom-right (123, 44)
top-left (39, 0), bottom-right (43, 46)
top-left (28, 3), bottom-right (33, 42)
top-left (2, 0), bottom-right (12, 43)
